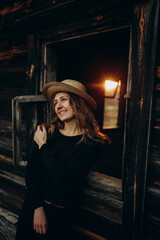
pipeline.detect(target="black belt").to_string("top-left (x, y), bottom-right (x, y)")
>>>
top-left (43, 200), bottom-right (66, 209)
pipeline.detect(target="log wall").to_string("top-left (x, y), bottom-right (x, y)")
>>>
top-left (1, 1), bottom-right (160, 240)
top-left (144, 63), bottom-right (160, 239)
top-left (0, 1), bottom-right (132, 239)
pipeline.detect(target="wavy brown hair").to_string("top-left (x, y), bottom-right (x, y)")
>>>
top-left (46, 92), bottom-right (110, 144)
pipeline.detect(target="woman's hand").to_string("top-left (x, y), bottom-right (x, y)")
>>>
top-left (34, 125), bottom-right (47, 149)
top-left (33, 206), bottom-right (48, 235)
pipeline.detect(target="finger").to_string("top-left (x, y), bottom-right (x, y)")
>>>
top-left (34, 224), bottom-right (38, 233)
top-left (38, 225), bottom-right (42, 234)
top-left (35, 225), bottom-right (40, 234)
top-left (37, 126), bottom-right (42, 132)
top-left (42, 126), bottom-right (47, 140)
top-left (36, 226), bottom-right (39, 234)
top-left (33, 222), bottom-right (40, 234)
top-left (34, 130), bottom-right (39, 136)
top-left (42, 225), bottom-right (47, 235)
top-left (34, 136), bottom-right (37, 142)
top-left (42, 125), bottom-right (46, 132)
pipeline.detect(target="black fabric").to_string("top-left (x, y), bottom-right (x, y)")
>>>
top-left (16, 129), bottom-right (102, 240)
top-left (15, 196), bottom-right (73, 240)
top-left (25, 129), bottom-right (102, 210)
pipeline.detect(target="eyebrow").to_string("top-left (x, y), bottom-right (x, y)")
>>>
top-left (53, 95), bottom-right (68, 103)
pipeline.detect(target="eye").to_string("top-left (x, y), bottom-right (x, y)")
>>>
top-left (62, 97), bottom-right (68, 101)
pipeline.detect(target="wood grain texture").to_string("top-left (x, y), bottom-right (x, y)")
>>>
top-left (0, 206), bottom-right (18, 240)
top-left (123, 1), bottom-right (160, 240)
top-left (1, 0), bottom-right (160, 240)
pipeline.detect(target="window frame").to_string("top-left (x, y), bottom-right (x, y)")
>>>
top-left (12, 95), bottom-right (51, 166)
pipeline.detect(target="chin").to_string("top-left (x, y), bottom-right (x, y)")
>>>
top-left (59, 116), bottom-right (70, 122)
top-left (60, 115), bottom-right (75, 122)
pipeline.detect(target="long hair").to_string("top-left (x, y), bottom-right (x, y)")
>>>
top-left (47, 92), bottom-right (110, 144)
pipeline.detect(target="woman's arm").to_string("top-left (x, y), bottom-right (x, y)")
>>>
top-left (25, 126), bottom-right (49, 235)
top-left (25, 125), bottom-right (47, 209)
top-left (25, 142), bottom-right (43, 210)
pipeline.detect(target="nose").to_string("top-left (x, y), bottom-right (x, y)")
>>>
top-left (55, 100), bottom-right (62, 109)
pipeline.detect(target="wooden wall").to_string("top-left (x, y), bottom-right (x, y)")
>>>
top-left (0, 1), bottom-right (132, 240)
top-left (144, 38), bottom-right (160, 240)
top-left (122, 2), bottom-right (160, 240)
top-left (0, 0), bottom-right (28, 161)
top-left (1, 1), bottom-right (160, 240)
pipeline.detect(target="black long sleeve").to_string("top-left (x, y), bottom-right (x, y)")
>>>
top-left (25, 143), bottom-right (43, 210)
top-left (25, 130), bottom-right (102, 209)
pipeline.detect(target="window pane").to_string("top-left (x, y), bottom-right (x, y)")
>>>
top-left (103, 82), bottom-right (120, 129)
top-left (103, 98), bottom-right (119, 128)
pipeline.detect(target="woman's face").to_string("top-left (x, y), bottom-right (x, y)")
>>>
top-left (53, 92), bottom-right (75, 122)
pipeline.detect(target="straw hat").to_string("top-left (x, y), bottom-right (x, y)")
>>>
top-left (42, 79), bottom-right (97, 109)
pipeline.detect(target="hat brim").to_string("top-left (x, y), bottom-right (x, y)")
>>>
top-left (42, 82), bottom-right (97, 110)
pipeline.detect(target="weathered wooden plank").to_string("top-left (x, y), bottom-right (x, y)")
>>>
top-left (87, 171), bottom-right (122, 200)
top-left (13, 95), bottom-right (46, 102)
top-left (77, 207), bottom-right (122, 240)
top-left (0, 153), bottom-right (13, 165)
top-left (123, 1), bottom-right (160, 240)
top-left (144, 0), bottom-right (160, 237)
top-left (0, 187), bottom-right (23, 213)
top-left (83, 192), bottom-right (122, 224)
top-left (0, 167), bottom-right (25, 214)
top-left (0, 101), bottom-right (12, 119)
top-left (0, 0), bottom-right (133, 26)
top-left (0, 120), bottom-right (12, 157)
top-left (0, 88), bottom-right (27, 100)
top-left (0, 72), bottom-right (27, 89)
top-left (0, 0), bottom-right (133, 42)
top-left (72, 225), bottom-right (109, 240)
top-left (0, 33), bottom-right (27, 49)
top-left (82, 172), bottom-right (123, 228)
top-left (150, 162), bottom-right (160, 182)
top-left (0, 0), bottom-right (33, 29)
top-left (0, 136), bottom-right (12, 157)
top-left (0, 45), bottom-right (27, 61)
top-left (0, 65), bottom-right (26, 73)
top-left (0, 119), bottom-right (12, 134)
top-left (144, 214), bottom-right (160, 239)
top-left (34, 6), bottom-right (131, 44)
top-left (149, 145), bottom-right (160, 182)
top-left (0, 169), bottom-right (25, 187)
top-left (146, 186), bottom-right (160, 220)
top-left (0, 206), bottom-right (18, 240)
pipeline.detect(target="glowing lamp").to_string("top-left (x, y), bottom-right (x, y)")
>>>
top-left (104, 80), bottom-right (119, 98)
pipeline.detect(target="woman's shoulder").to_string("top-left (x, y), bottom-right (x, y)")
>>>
top-left (82, 138), bottom-right (103, 148)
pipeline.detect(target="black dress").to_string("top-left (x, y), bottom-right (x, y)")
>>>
top-left (15, 129), bottom-right (101, 240)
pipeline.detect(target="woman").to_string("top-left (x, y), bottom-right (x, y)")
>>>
top-left (15, 79), bottom-right (108, 240)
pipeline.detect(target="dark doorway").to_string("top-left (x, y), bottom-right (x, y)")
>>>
top-left (43, 27), bottom-right (130, 178)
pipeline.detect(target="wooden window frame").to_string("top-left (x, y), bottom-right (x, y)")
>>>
top-left (12, 95), bottom-right (51, 166)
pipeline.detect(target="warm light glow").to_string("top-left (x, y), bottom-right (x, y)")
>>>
top-left (104, 80), bottom-right (119, 97)
top-left (105, 80), bottom-right (118, 90)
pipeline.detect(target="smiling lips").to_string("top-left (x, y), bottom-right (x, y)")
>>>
top-left (58, 110), bottom-right (66, 115)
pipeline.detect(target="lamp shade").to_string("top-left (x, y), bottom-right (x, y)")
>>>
top-left (105, 80), bottom-right (118, 98)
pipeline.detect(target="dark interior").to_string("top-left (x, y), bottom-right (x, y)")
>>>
top-left (47, 27), bottom-right (130, 178)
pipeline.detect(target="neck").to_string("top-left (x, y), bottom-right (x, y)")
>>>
top-left (60, 118), bottom-right (82, 136)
